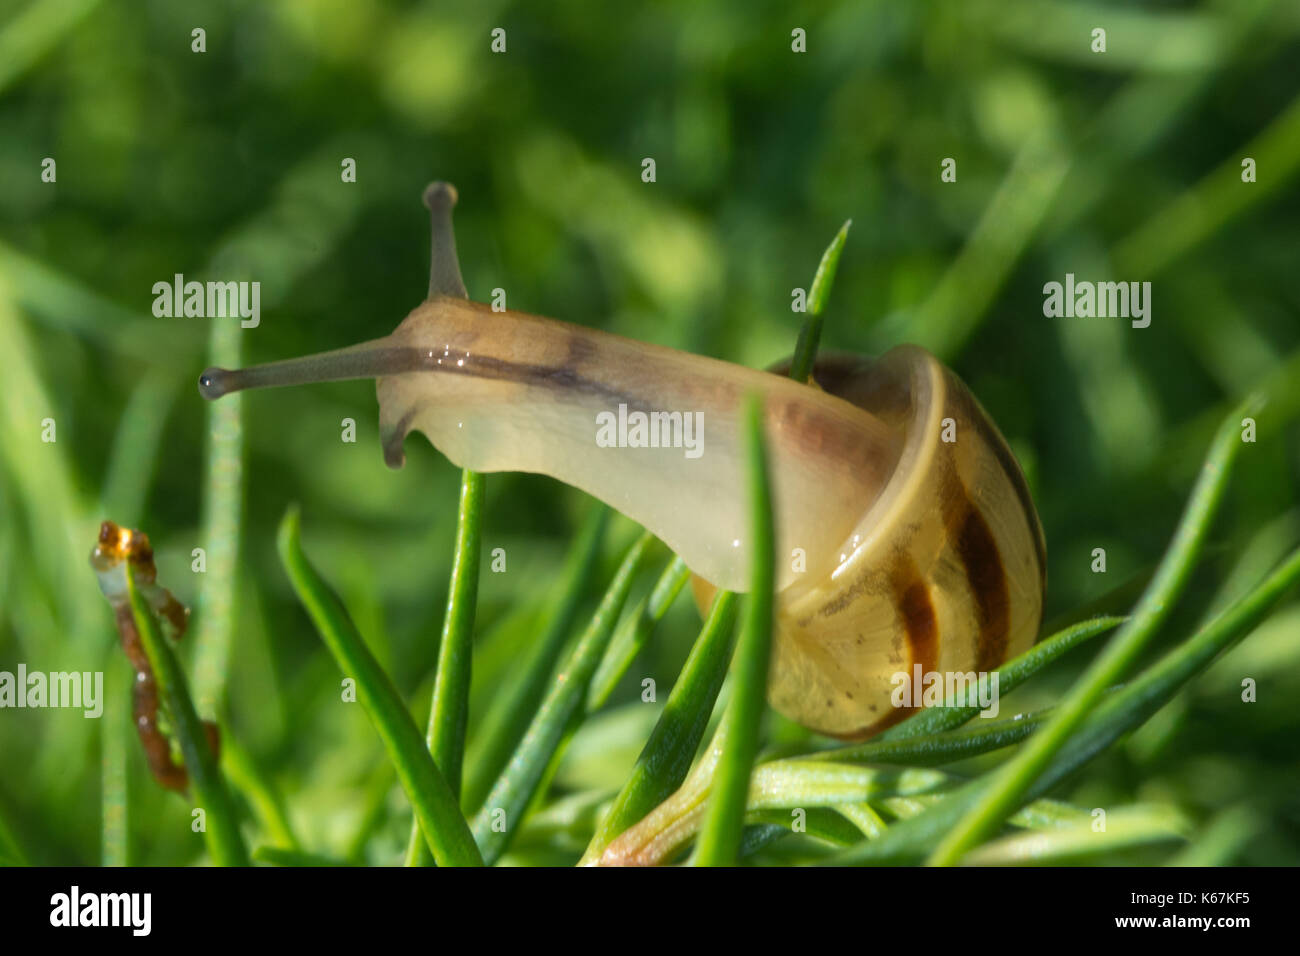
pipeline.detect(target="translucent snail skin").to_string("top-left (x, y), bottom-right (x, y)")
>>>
top-left (199, 182), bottom-right (1046, 740)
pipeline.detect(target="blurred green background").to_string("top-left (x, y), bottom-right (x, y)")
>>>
top-left (0, 0), bottom-right (1298, 865)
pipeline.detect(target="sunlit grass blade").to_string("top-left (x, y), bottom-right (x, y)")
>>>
top-left (830, 542), bottom-right (1300, 865)
top-left (959, 805), bottom-right (1190, 866)
top-left (693, 393), bottom-right (775, 866)
top-left (587, 556), bottom-right (691, 710)
top-left (836, 802), bottom-right (888, 839)
top-left (930, 394), bottom-right (1263, 864)
top-left (581, 589), bottom-right (738, 864)
top-left (277, 506), bottom-right (482, 867)
top-left (463, 505), bottom-right (609, 812)
top-left (470, 531), bottom-right (655, 863)
top-left (789, 219), bottom-right (851, 383)
top-left (125, 566), bottom-right (249, 866)
top-left (407, 468), bottom-right (485, 866)
top-left (747, 807), bottom-right (865, 847)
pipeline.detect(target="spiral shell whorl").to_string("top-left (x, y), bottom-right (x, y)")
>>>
top-left (696, 346), bottom-right (1046, 739)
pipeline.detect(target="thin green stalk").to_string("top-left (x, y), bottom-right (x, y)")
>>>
top-left (407, 468), bottom-right (485, 866)
top-left (812, 709), bottom-right (1052, 767)
top-left (463, 505), bottom-right (609, 812)
top-left (126, 566), bottom-right (249, 866)
top-left (587, 556), bottom-right (691, 710)
top-left (193, 319), bottom-right (243, 716)
top-left (836, 802), bottom-right (888, 839)
top-left (470, 532), bottom-right (655, 863)
top-left (831, 543), bottom-right (1300, 865)
top-left (277, 506), bottom-right (482, 867)
top-left (960, 805), bottom-right (1190, 866)
top-left (581, 589), bottom-right (738, 863)
top-left (789, 220), bottom-right (852, 382)
top-left (693, 394), bottom-right (775, 866)
top-left (99, 665), bottom-right (128, 866)
top-left (930, 394), bottom-right (1262, 864)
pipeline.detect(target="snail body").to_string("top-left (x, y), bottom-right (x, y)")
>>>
top-left (199, 182), bottom-right (1045, 740)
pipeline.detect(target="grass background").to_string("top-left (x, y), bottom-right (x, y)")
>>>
top-left (0, 0), bottom-right (1298, 865)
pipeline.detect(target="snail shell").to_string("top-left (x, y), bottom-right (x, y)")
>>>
top-left (694, 348), bottom-right (1046, 738)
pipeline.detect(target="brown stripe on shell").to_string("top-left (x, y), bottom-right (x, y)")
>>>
top-left (837, 552), bottom-right (940, 740)
top-left (890, 551), bottom-right (938, 695)
top-left (940, 461), bottom-right (1011, 672)
top-left (947, 374), bottom-right (1047, 590)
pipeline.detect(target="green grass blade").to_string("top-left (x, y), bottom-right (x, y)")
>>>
top-left (581, 589), bottom-right (738, 863)
top-left (836, 802), bottom-right (888, 839)
top-left (960, 805), bottom-right (1190, 866)
top-left (463, 505), bottom-right (609, 812)
top-left (789, 220), bottom-right (852, 383)
top-left (277, 506), bottom-right (482, 867)
top-left (747, 806), bottom-right (871, 847)
top-left (125, 567), bottom-right (249, 867)
top-left (470, 531), bottom-right (654, 863)
top-left (587, 556), bottom-right (691, 710)
top-left (693, 393), bottom-right (775, 866)
top-left (192, 319), bottom-right (244, 716)
top-left (99, 666), bottom-right (129, 866)
top-left (813, 709), bottom-right (1052, 767)
top-left (406, 468), bottom-right (485, 866)
top-left (930, 394), bottom-right (1263, 864)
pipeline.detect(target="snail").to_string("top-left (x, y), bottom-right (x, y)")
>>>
top-left (199, 182), bottom-right (1046, 740)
